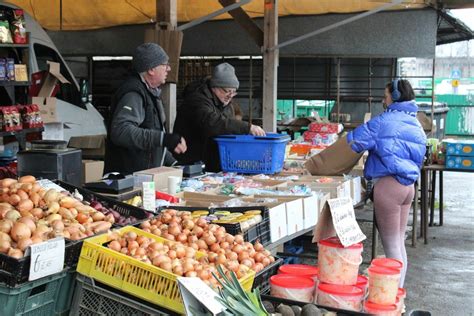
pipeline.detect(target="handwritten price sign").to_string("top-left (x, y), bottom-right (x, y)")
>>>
top-left (29, 237), bottom-right (65, 281)
top-left (327, 197), bottom-right (366, 247)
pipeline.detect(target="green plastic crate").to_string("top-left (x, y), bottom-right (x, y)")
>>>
top-left (0, 270), bottom-right (67, 316)
top-left (55, 270), bottom-right (77, 316)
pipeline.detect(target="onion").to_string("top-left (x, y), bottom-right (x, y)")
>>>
top-left (11, 222), bottom-right (31, 242)
top-left (0, 220), bottom-right (13, 233)
top-left (182, 219), bottom-right (194, 230)
top-left (125, 231), bottom-right (137, 241)
top-left (198, 270), bottom-right (210, 280)
top-left (175, 246), bottom-right (186, 259)
top-left (225, 234), bottom-right (235, 244)
top-left (17, 238), bottom-right (33, 251)
top-left (148, 242), bottom-right (164, 252)
top-left (168, 250), bottom-right (177, 259)
top-left (0, 231), bottom-right (12, 242)
top-left (151, 228), bottom-right (162, 236)
top-left (254, 253), bottom-right (265, 263)
top-left (127, 241), bottom-right (139, 252)
top-left (176, 233), bottom-right (187, 244)
top-left (232, 244), bottom-right (244, 254)
top-left (19, 217), bottom-right (36, 233)
top-left (30, 208), bottom-right (44, 219)
top-left (226, 251), bottom-right (238, 261)
top-left (226, 260), bottom-right (239, 272)
top-left (0, 240), bottom-right (10, 253)
top-left (262, 257), bottom-right (271, 267)
top-left (219, 241), bottom-right (230, 250)
top-left (185, 248), bottom-right (196, 258)
top-left (173, 265), bottom-right (184, 276)
top-left (141, 221), bottom-right (151, 229)
top-left (185, 271), bottom-right (197, 277)
top-left (30, 236), bottom-right (43, 244)
top-left (8, 248), bottom-right (23, 259)
top-left (17, 190), bottom-right (29, 201)
top-left (8, 194), bottom-right (21, 206)
top-left (196, 240), bottom-right (208, 250)
top-left (168, 225), bottom-right (181, 236)
top-left (159, 261), bottom-right (172, 272)
top-left (5, 210), bottom-right (21, 221)
top-left (238, 251), bottom-right (250, 262)
top-left (196, 218), bottom-right (207, 228)
top-left (19, 175), bottom-right (36, 184)
top-left (204, 234), bottom-right (217, 246)
top-left (254, 241), bottom-right (264, 252)
top-left (235, 235), bottom-right (244, 244)
top-left (162, 233), bottom-right (175, 241)
top-left (136, 235), bottom-right (148, 245)
top-left (29, 193), bottom-right (40, 207)
top-left (253, 263), bottom-right (264, 273)
top-left (241, 259), bottom-right (253, 268)
top-left (192, 226), bottom-right (204, 238)
top-left (108, 240), bottom-right (121, 252)
top-left (161, 213), bottom-right (173, 224)
top-left (216, 254), bottom-right (227, 265)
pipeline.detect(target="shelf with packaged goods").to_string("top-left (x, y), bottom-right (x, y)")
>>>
top-left (0, 127), bottom-right (44, 150)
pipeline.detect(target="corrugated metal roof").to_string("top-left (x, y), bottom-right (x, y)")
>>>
top-left (437, 10), bottom-right (474, 45)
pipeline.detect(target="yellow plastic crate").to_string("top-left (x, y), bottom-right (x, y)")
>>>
top-left (77, 226), bottom-right (255, 314)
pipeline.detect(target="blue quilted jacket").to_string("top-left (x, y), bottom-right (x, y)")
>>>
top-left (347, 101), bottom-right (427, 185)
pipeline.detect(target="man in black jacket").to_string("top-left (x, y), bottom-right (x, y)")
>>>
top-left (174, 63), bottom-right (265, 172)
top-left (104, 43), bottom-right (186, 175)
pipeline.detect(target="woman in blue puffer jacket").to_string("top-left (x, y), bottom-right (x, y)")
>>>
top-left (347, 79), bottom-right (426, 286)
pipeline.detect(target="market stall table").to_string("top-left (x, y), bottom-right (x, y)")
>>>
top-left (418, 164), bottom-right (474, 245)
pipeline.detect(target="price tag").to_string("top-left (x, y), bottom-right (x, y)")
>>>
top-left (177, 277), bottom-right (226, 316)
top-left (327, 197), bottom-right (366, 247)
top-left (36, 179), bottom-right (66, 192)
top-left (142, 181), bottom-right (156, 212)
top-left (29, 237), bottom-right (65, 281)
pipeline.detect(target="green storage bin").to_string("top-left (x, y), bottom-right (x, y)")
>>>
top-left (0, 270), bottom-right (67, 316)
top-left (55, 270), bottom-right (77, 316)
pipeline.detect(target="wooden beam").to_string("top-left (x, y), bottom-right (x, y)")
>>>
top-left (218, 0), bottom-right (264, 47)
top-left (156, 0), bottom-right (177, 132)
top-left (262, 0), bottom-right (278, 132)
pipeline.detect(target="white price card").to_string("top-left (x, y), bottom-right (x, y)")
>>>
top-left (29, 237), bottom-right (65, 281)
top-left (327, 197), bottom-right (366, 247)
top-left (142, 181), bottom-right (156, 212)
top-left (177, 277), bottom-right (226, 316)
top-left (36, 179), bottom-right (66, 192)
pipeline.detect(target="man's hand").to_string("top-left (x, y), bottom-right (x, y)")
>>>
top-left (173, 137), bottom-right (187, 154)
top-left (250, 124), bottom-right (266, 136)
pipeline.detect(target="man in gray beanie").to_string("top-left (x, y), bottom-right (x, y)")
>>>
top-left (104, 42), bottom-right (187, 175)
top-left (174, 62), bottom-right (265, 172)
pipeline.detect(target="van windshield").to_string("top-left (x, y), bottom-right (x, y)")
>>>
top-left (34, 43), bottom-right (83, 108)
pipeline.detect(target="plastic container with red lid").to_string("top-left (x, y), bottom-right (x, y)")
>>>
top-left (364, 300), bottom-right (398, 316)
top-left (397, 288), bottom-right (407, 314)
top-left (278, 264), bottom-right (318, 280)
top-left (368, 266), bottom-right (401, 305)
top-left (270, 275), bottom-right (314, 302)
top-left (316, 283), bottom-right (364, 311)
top-left (318, 237), bottom-right (363, 285)
top-left (371, 257), bottom-right (403, 271)
top-left (355, 275), bottom-right (368, 293)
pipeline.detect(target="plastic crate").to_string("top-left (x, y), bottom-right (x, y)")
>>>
top-left (55, 180), bottom-right (154, 226)
top-left (252, 257), bottom-right (283, 294)
top-left (0, 241), bottom-right (79, 287)
top-left (70, 274), bottom-right (175, 316)
top-left (260, 294), bottom-right (370, 316)
top-left (215, 133), bottom-right (290, 174)
top-left (0, 270), bottom-right (68, 316)
top-left (55, 270), bottom-right (77, 315)
top-left (211, 206), bottom-right (271, 246)
top-left (76, 226), bottom-right (255, 314)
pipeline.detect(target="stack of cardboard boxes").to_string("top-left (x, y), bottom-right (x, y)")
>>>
top-left (445, 140), bottom-right (474, 170)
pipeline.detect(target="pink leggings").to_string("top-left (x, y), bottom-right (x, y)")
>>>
top-left (374, 176), bottom-right (415, 287)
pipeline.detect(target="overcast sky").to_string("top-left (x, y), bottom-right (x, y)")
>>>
top-left (451, 8), bottom-right (474, 30)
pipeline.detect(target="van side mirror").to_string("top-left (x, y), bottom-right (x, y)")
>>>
top-left (80, 79), bottom-right (92, 104)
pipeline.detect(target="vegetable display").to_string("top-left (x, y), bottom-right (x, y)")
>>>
top-left (0, 176), bottom-right (114, 258)
top-left (140, 209), bottom-right (275, 273)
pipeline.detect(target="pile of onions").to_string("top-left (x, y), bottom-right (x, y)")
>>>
top-left (140, 209), bottom-right (275, 273)
top-left (0, 176), bottom-right (115, 258)
top-left (107, 230), bottom-right (250, 288)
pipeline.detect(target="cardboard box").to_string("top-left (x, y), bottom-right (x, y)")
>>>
top-left (133, 167), bottom-right (183, 191)
top-left (298, 175), bottom-right (352, 199)
top-left (290, 180), bottom-right (345, 199)
top-left (33, 97), bottom-right (58, 124)
top-left (82, 160), bottom-right (104, 184)
top-left (282, 198), bottom-right (304, 236)
top-left (38, 61), bottom-right (70, 98)
top-left (69, 135), bottom-right (106, 159)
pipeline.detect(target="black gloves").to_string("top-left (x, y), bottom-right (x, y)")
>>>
top-left (163, 133), bottom-right (181, 151)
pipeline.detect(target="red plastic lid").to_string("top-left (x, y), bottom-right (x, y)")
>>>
top-left (278, 264), bottom-right (318, 277)
top-left (270, 275), bottom-right (314, 289)
top-left (356, 275), bottom-right (368, 286)
top-left (318, 236), bottom-right (363, 250)
top-left (371, 258), bottom-right (403, 270)
top-left (398, 288), bottom-right (406, 297)
top-left (368, 265), bottom-right (400, 275)
top-left (364, 301), bottom-right (398, 312)
top-left (317, 283), bottom-right (363, 296)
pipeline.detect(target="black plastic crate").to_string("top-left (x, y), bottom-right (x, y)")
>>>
top-left (252, 257), bottom-right (283, 294)
top-left (71, 274), bottom-right (177, 316)
top-left (55, 180), bottom-right (154, 225)
top-left (210, 206), bottom-right (271, 246)
top-left (260, 295), bottom-right (371, 316)
top-left (0, 241), bottom-right (79, 287)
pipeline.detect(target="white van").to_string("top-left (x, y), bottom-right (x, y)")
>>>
top-left (1, 3), bottom-right (106, 140)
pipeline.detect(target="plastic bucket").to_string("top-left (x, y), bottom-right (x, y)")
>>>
top-left (355, 275), bottom-right (368, 295)
top-left (317, 237), bottom-right (363, 285)
top-left (270, 275), bottom-right (314, 302)
top-left (371, 258), bottom-right (403, 271)
top-left (368, 266), bottom-right (400, 305)
top-left (316, 283), bottom-right (364, 312)
top-left (397, 288), bottom-right (406, 314)
top-left (364, 300), bottom-right (398, 315)
top-left (278, 264), bottom-right (318, 282)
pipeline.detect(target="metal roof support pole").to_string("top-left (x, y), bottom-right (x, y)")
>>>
top-left (268, 0), bottom-right (403, 52)
top-left (177, 0), bottom-right (253, 32)
top-left (336, 58), bottom-right (341, 124)
top-left (157, 0), bottom-right (177, 131)
top-left (431, 58), bottom-right (435, 136)
top-left (262, 0), bottom-right (278, 132)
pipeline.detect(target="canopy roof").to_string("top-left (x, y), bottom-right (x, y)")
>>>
top-left (5, 0), bottom-right (435, 30)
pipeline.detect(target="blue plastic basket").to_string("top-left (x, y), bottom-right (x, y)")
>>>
top-left (215, 133), bottom-right (290, 174)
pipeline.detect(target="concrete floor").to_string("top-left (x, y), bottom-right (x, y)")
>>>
top-left (357, 172), bottom-right (474, 315)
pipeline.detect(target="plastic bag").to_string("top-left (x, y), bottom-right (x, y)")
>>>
top-left (11, 9), bottom-right (27, 44)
